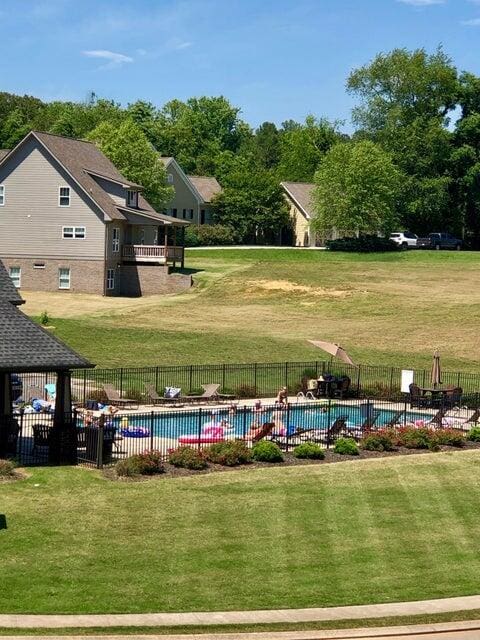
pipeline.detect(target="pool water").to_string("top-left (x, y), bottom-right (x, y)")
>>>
top-left (113, 403), bottom-right (430, 440)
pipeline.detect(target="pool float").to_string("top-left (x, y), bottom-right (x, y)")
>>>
top-left (178, 425), bottom-right (225, 445)
top-left (120, 426), bottom-right (151, 438)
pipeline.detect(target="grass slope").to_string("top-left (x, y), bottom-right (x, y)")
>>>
top-left (21, 248), bottom-right (480, 370)
top-left (2, 451), bottom-right (480, 614)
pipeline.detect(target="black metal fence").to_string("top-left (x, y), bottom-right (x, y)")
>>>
top-left (7, 393), bottom-right (480, 468)
top-left (13, 360), bottom-right (480, 406)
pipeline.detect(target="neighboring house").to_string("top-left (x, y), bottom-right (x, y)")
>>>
top-left (0, 131), bottom-right (191, 297)
top-left (281, 181), bottom-right (341, 247)
top-left (160, 157), bottom-right (222, 225)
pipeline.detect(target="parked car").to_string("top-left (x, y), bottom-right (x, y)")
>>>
top-left (417, 233), bottom-right (462, 250)
top-left (389, 232), bottom-right (418, 248)
top-left (11, 374), bottom-right (23, 402)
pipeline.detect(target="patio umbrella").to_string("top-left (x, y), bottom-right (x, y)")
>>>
top-left (431, 349), bottom-right (442, 388)
top-left (308, 340), bottom-right (356, 366)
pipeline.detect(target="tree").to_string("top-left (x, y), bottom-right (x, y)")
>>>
top-left (212, 154), bottom-right (291, 244)
top-left (254, 122), bottom-right (280, 170)
top-left (155, 96), bottom-right (252, 174)
top-left (276, 116), bottom-right (341, 182)
top-left (87, 119), bottom-right (173, 210)
top-left (348, 47), bottom-right (459, 131)
top-left (312, 140), bottom-right (403, 237)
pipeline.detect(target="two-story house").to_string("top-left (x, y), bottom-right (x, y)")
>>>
top-left (160, 157), bottom-right (222, 225)
top-left (0, 131), bottom-right (191, 297)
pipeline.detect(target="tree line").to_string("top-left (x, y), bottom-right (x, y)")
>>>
top-left (1, 46), bottom-right (480, 245)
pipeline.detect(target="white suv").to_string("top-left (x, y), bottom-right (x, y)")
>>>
top-left (389, 232), bottom-right (418, 248)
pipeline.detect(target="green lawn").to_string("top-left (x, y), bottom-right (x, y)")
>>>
top-left (3, 451), bottom-right (480, 614)
top-left (21, 248), bottom-right (480, 371)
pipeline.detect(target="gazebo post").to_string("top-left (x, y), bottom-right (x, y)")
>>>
top-left (181, 227), bottom-right (185, 269)
top-left (0, 372), bottom-right (14, 457)
top-left (173, 226), bottom-right (177, 269)
top-left (49, 370), bottom-right (76, 464)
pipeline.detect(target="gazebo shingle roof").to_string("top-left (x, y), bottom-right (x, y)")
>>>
top-left (0, 259), bottom-right (93, 372)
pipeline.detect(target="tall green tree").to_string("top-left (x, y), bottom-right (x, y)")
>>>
top-left (254, 121), bottom-right (281, 170)
top-left (312, 140), bottom-right (403, 237)
top-left (87, 119), bottom-right (173, 210)
top-left (212, 154), bottom-right (291, 244)
top-left (276, 116), bottom-right (341, 182)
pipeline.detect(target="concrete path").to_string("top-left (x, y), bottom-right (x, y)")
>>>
top-left (1, 619), bottom-right (480, 638)
top-left (1, 595), bottom-right (480, 629)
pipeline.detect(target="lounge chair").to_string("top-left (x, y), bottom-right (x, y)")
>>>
top-left (383, 409), bottom-right (406, 428)
top-left (146, 384), bottom-right (184, 406)
top-left (103, 384), bottom-right (139, 409)
top-left (249, 422), bottom-right (275, 443)
top-left (358, 410), bottom-right (380, 433)
top-left (150, 383), bottom-right (222, 405)
top-left (466, 408), bottom-right (480, 424)
top-left (409, 383), bottom-right (429, 408)
top-left (427, 408), bottom-right (447, 427)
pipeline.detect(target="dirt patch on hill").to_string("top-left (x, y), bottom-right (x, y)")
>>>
top-left (246, 279), bottom-right (351, 298)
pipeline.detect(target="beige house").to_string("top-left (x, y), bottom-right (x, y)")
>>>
top-left (0, 131), bottom-right (191, 297)
top-left (160, 157), bottom-right (222, 225)
top-left (281, 181), bottom-right (340, 247)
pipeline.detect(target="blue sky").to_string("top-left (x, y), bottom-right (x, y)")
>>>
top-left (0, 0), bottom-right (479, 131)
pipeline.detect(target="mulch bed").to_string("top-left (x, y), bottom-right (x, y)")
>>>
top-left (104, 441), bottom-right (480, 481)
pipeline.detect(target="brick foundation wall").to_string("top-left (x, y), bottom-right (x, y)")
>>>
top-left (1, 257), bottom-right (105, 294)
top-left (120, 264), bottom-right (192, 296)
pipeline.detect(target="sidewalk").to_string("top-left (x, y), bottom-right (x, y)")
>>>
top-left (1, 619), bottom-right (480, 639)
top-left (1, 595), bottom-right (480, 629)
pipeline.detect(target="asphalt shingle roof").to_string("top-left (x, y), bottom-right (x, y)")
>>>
top-left (187, 175), bottom-right (222, 203)
top-left (0, 259), bottom-right (93, 372)
top-left (281, 181), bottom-right (316, 220)
top-left (0, 260), bottom-right (22, 305)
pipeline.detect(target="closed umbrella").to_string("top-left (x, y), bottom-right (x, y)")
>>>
top-left (431, 350), bottom-right (442, 388)
top-left (308, 340), bottom-right (356, 366)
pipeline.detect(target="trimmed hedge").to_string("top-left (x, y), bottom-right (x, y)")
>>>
top-left (252, 440), bottom-right (284, 463)
top-left (293, 442), bottom-right (325, 459)
top-left (168, 446), bottom-right (208, 470)
top-left (116, 450), bottom-right (165, 477)
top-left (205, 440), bottom-right (252, 466)
top-left (326, 236), bottom-right (400, 253)
top-left (184, 224), bottom-right (236, 247)
top-left (334, 437), bottom-right (359, 455)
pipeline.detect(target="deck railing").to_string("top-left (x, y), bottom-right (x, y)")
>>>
top-left (122, 244), bottom-right (184, 262)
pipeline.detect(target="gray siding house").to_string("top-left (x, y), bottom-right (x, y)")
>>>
top-left (160, 157), bottom-right (222, 225)
top-left (0, 131), bottom-right (190, 297)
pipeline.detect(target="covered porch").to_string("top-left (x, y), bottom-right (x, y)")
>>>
top-left (121, 212), bottom-right (189, 269)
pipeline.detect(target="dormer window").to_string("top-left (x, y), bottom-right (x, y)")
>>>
top-left (126, 189), bottom-right (138, 208)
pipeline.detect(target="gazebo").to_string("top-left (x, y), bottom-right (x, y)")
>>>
top-left (0, 260), bottom-right (93, 463)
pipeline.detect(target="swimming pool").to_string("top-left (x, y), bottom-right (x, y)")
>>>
top-left (111, 402), bottom-right (431, 441)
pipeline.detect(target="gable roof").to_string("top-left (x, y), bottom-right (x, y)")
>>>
top-left (0, 261), bottom-right (23, 305)
top-left (187, 175), bottom-right (222, 203)
top-left (281, 181), bottom-right (316, 220)
top-left (0, 260), bottom-right (92, 372)
top-left (0, 132), bottom-right (184, 226)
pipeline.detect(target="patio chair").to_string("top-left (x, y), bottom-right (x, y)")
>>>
top-left (32, 423), bottom-right (52, 455)
top-left (383, 409), bottom-right (406, 428)
top-left (443, 387), bottom-right (463, 408)
top-left (103, 384), bottom-right (139, 409)
top-left (409, 383), bottom-right (428, 409)
top-left (332, 376), bottom-right (351, 399)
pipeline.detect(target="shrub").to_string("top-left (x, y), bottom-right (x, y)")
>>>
top-left (435, 428), bottom-right (465, 448)
top-left (467, 426), bottom-right (480, 442)
top-left (293, 442), bottom-right (325, 459)
top-left (400, 427), bottom-right (437, 450)
top-left (361, 430), bottom-right (395, 452)
top-left (123, 387), bottom-right (144, 402)
top-left (252, 440), bottom-right (284, 463)
top-left (39, 310), bottom-right (50, 326)
top-left (236, 384), bottom-right (257, 398)
top-left (205, 440), bottom-right (252, 466)
top-left (0, 459), bottom-right (16, 477)
top-left (184, 224), bottom-right (236, 247)
top-left (86, 389), bottom-right (109, 404)
top-left (326, 236), bottom-right (400, 253)
top-left (334, 437), bottom-right (359, 455)
top-left (116, 450), bottom-right (165, 477)
top-left (168, 446), bottom-right (208, 470)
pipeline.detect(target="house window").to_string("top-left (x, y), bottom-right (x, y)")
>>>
top-left (0, 185), bottom-right (5, 206)
top-left (167, 173), bottom-right (174, 184)
top-left (62, 226), bottom-right (85, 239)
top-left (59, 186), bottom-right (70, 207)
top-left (58, 267), bottom-right (71, 290)
top-left (172, 208), bottom-right (177, 218)
top-left (182, 209), bottom-right (187, 219)
top-left (112, 227), bottom-right (120, 253)
top-left (200, 209), bottom-right (206, 225)
top-left (126, 190), bottom-right (138, 208)
top-left (9, 266), bottom-right (21, 288)
top-left (106, 268), bottom-right (115, 291)
top-left (189, 209), bottom-right (194, 220)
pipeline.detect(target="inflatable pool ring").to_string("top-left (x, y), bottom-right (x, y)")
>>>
top-left (121, 416), bottom-right (129, 428)
top-left (120, 426), bottom-right (151, 438)
top-left (178, 434), bottom-right (225, 445)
